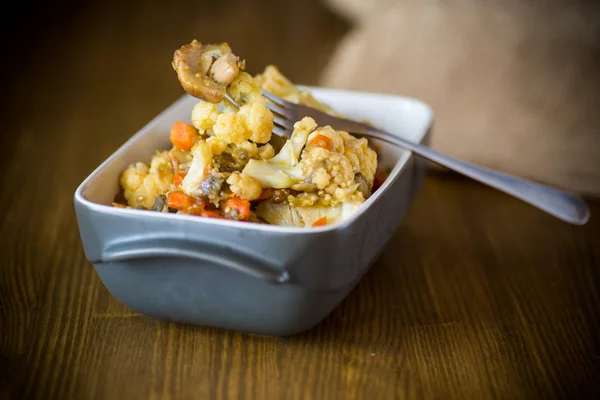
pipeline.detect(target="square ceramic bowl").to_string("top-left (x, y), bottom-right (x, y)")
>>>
top-left (74, 87), bottom-right (433, 336)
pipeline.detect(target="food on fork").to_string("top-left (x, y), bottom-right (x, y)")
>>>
top-left (172, 40), bottom-right (245, 103)
top-left (116, 40), bottom-right (382, 227)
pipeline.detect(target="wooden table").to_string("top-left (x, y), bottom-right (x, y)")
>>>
top-left (1, 1), bottom-right (599, 399)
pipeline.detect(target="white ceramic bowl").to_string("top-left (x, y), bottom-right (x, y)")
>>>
top-left (74, 88), bottom-right (433, 336)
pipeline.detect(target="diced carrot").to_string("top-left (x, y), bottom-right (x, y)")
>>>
top-left (223, 197), bottom-right (251, 221)
top-left (309, 134), bottom-right (333, 150)
top-left (254, 188), bottom-right (273, 202)
top-left (199, 210), bottom-right (224, 219)
top-left (183, 202), bottom-right (204, 215)
top-left (166, 191), bottom-right (195, 210)
top-left (170, 121), bottom-right (198, 150)
top-left (312, 216), bottom-right (328, 227)
top-left (174, 172), bottom-right (186, 187)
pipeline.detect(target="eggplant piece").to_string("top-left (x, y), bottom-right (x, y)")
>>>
top-left (354, 173), bottom-right (371, 199)
top-left (199, 175), bottom-right (224, 198)
top-left (151, 194), bottom-right (167, 212)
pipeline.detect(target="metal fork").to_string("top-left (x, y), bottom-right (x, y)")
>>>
top-left (223, 91), bottom-right (590, 225)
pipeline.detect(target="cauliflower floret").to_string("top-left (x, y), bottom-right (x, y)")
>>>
top-left (334, 186), bottom-right (360, 202)
top-left (227, 71), bottom-right (261, 102)
top-left (191, 101), bottom-right (220, 131)
top-left (206, 136), bottom-right (228, 155)
top-left (257, 143), bottom-right (275, 160)
top-left (223, 71), bottom-right (274, 144)
top-left (241, 117), bottom-right (316, 189)
top-left (259, 65), bottom-right (298, 102)
top-left (306, 126), bottom-right (345, 153)
top-left (149, 151), bottom-right (172, 173)
top-left (311, 169), bottom-right (331, 189)
top-left (182, 140), bottom-right (214, 197)
top-left (238, 101), bottom-right (273, 144)
top-left (121, 162), bottom-right (148, 192)
top-left (299, 147), bottom-right (356, 198)
top-left (226, 172), bottom-right (263, 201)
top-left (232, 141), bottom-right (258, 161)
top-left (339, 131), bottom-right (378, 185)
top-left (284, 117), bottom-right (318, 160)
top-left (258, 65), bottom-right (334, 114)
top-left (213, 112), bottom-right (251, 144)
top-left (120, 151), bottom-right (174, 209)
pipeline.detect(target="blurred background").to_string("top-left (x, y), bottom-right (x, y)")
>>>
top-left (1, 0), bottom-right (348, 184)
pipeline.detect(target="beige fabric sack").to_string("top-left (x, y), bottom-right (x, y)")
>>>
top-left (320, 0), bottom-right (600, 195)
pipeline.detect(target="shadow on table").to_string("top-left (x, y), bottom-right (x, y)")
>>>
top-left (0, 354), bottom-right (28, 400)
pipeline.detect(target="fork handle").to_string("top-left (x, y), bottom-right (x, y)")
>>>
top-left (368, 129), bottom-right (590, 225)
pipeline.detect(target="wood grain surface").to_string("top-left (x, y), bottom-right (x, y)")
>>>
top-left (1, 1), bottom-right (599, 399)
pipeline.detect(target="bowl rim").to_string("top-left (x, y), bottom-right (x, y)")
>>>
top-left (74, 87), bottom-right (433, 234)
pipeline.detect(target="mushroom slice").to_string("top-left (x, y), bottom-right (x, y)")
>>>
top-left (210, 52), bottom-right (244, 86)
top-left (172, 40), bottom-right (244, 103)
